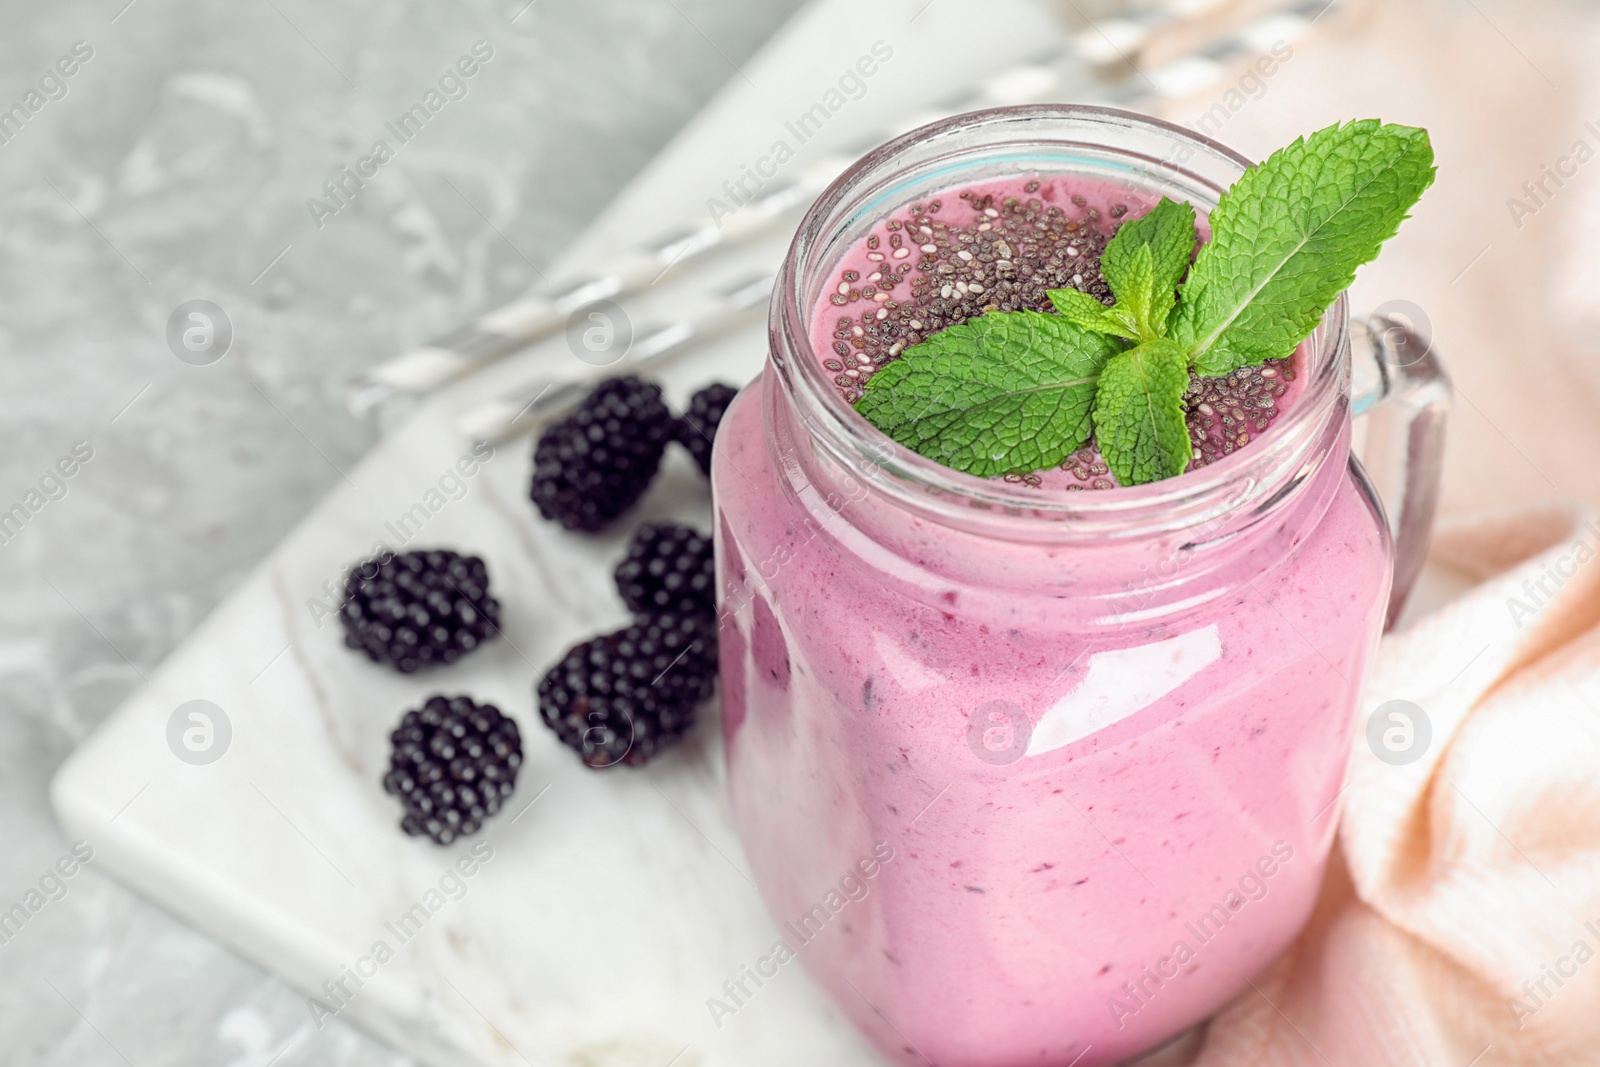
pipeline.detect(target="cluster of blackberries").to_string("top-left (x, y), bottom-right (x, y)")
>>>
top-left (336, 375), bottom-right (738, 843)
top-left (538, 523), bottom-right (721, 769)
top-left (336, 549), bottom-right (518, 845)
top-left (383, 695), bottom-right (523, 845)
top-left (527, 378), bottom-right (733, 768)
top-left (529, 377), bottom-right (737, 531)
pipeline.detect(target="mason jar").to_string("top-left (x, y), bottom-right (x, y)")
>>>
top-left (711, 105), bottom-right (1447, 1066)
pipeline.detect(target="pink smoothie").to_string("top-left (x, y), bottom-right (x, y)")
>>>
top-left (713, 175), bottom-right (1389, 1065)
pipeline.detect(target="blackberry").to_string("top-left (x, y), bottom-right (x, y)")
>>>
top-left (677, 382), bottom-right (738, 475)
top-left (538, 612), bottom-right (717, 768)
top-left (530, 375), bottom-right (674, 531)
top-left (340, 549), bottom-right (499, 673)
top-left (613, 522), bottom-right (716, 618)
top-left (383, 695), bottom-right (522, 845)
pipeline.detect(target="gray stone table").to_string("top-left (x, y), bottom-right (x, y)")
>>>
top-left (0, 0), bottom-right (803, 1062)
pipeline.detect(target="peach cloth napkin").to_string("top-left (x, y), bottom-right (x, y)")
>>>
top-left (1129, 0), bottom-right (1600, 1062)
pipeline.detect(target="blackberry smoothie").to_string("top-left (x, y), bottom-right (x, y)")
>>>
top-left (713, 109), bottom-right (1409, 1067)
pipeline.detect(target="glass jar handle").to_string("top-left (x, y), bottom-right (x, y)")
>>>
top-left (1349, 308), bottom-right (1451, 629)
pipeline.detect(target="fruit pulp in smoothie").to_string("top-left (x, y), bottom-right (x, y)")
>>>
top-left (714, 173), bottom-right (1389, 1065)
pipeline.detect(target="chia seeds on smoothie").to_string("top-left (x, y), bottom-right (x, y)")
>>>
top-left (814, 177), bottom-right (1296, 488)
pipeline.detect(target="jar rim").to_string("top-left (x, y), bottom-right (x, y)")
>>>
top-left (770, 103), bottom-right (1350, 543)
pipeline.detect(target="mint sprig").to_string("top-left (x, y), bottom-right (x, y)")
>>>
top-left (854, 119), bottom-right (1436, 486)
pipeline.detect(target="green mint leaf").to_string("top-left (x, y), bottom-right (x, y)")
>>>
top-left (1092, 338), bottom-right (1193, 486)
top-left (1173, 120), bottom-right (1435, 376)
top-left (1099, 197), bottom-right (1197, 337)
top-left (851, 120), bottom-right (1432, 489)
top-left (1048, 286), bottom-right (1137, 340)
top-left (855, 310), bottom-right (1120, 477)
